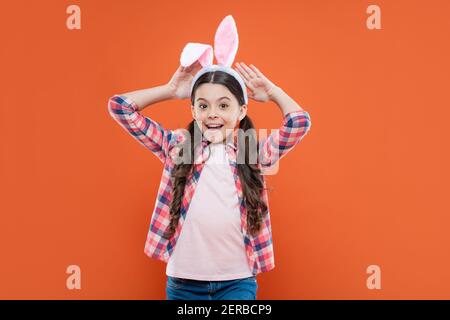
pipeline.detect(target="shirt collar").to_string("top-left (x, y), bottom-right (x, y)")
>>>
top-left (200, 132), bottom-right (238, 151)
top-left (195, 132), bottom-right (238, 164)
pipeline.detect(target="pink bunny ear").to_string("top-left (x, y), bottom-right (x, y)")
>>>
top-left (180, 43), bottom-right (213, 67)
top-left (214, 15), bottom-right (239, 67)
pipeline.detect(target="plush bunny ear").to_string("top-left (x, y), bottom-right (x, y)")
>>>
top-left (180, 43), bottom-right (213, 67)
top-left (214, 15), bottom-right (239, 67)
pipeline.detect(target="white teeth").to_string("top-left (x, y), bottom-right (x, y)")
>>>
top-left (207, 124), bottom-right (222, 128)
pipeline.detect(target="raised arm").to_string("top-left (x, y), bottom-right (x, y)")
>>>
top-left (233, 62), bottom-right (312, 170)
top-left (107, 84), bottom-right (176, 163)
top-left (108, 63), bottom-right (202, 163)
top-left (258, 105), bottom-right (311, 169)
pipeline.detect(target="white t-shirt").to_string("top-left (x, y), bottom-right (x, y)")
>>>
top-left (166, 142), bottom-right (253, 281)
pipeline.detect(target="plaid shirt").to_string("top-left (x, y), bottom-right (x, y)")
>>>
top-left (108, 94), bottom-right (312, 276)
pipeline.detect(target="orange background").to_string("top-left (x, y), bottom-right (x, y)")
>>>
top-left (1, 0), bottom-right (450, 299)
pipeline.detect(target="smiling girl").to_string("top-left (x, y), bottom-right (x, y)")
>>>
top-left (108, 15), bottom-right (312, 300)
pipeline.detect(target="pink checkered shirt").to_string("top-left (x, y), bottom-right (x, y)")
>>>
top-left (108, 94), bottom-right (312, 275)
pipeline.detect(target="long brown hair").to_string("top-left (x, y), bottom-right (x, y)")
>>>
top-left (162, 71), bottom-right (268, 240)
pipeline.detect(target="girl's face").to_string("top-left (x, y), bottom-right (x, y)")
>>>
top-left (191, 83), bottom-right (247, 144)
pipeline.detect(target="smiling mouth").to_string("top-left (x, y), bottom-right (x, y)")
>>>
top-left (206, 124), bottom-right (224, 129)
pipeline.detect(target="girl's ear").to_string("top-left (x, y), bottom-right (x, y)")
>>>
top-left (191, 105), bottom-right (196, 119)
top-left (239, 104), bottom-right (248, 120)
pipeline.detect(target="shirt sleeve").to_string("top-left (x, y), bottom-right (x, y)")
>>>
top-left (107, 94), bottom-right (175, 164)
top-left (258, 109), bottom-right (312, 169)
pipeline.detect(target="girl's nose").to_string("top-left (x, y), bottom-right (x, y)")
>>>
top-left (207, 109), bottom-right (219, 118)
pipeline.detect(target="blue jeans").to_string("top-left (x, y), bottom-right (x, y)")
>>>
top-left (166, 275), bottom-right (258, 300)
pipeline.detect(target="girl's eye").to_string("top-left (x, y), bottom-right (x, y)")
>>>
top-left (198, 104), bottom-right (228, 109)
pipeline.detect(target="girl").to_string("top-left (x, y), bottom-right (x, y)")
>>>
top-left (109, 15), bottom-right (313, 300)
top-left (108, 61), bottom-right (311, 300)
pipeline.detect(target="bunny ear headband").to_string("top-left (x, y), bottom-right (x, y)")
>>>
top-left (179, 15), bottom-right (248, 104)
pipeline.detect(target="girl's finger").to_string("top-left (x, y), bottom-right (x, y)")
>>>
top-left (193, 61), bottom-right (202, 70)
top-left (237, 68), bottom-right (256, 91)
top-left (249, 64), bottom-right (267, 79)
top-left (234, 66), bottom-right (249, 84)
top-left (234, 66), bottom-right (244, 79)
top-left (235, 62), bottom-right (251, 81)
top-left (190, 60), bottom-right (199, 69)
top-left (187, 61), bottom-right (199, 72)
top-left (240, 62), bottom-right (258, 79)
top-left (242, 75), bottom-right (255, 91)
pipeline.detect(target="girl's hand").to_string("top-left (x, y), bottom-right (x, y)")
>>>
top-left (167, 61), bottom-right (203, 99)
top-left (234, 62), bottom-right (278, 102)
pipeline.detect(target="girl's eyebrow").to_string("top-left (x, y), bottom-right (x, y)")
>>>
top-left (196, 96), bottom-right (231, 102)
